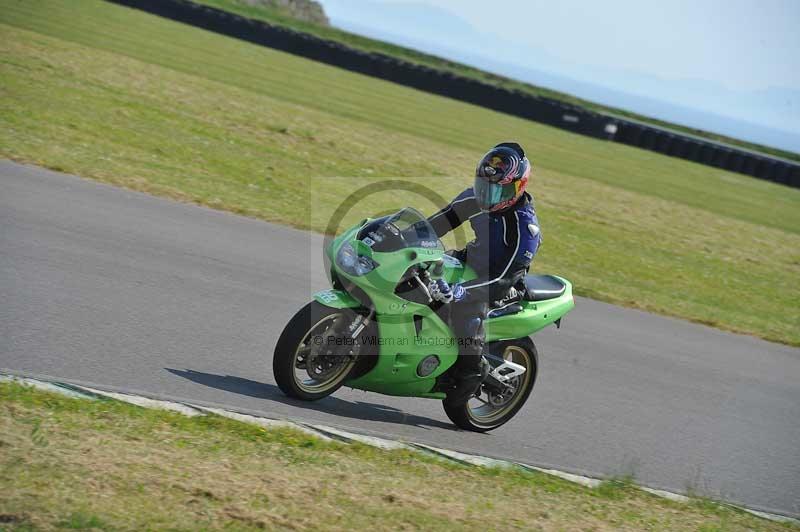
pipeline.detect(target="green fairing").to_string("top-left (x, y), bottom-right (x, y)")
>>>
top-left (312, 211), bottom-right (575, 398)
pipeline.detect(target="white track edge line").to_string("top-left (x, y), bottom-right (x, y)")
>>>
top-left (304, 423), bottom-right (410, 450)
top-left (73, 385), bottom-right (205, 417)
top-left (411, 443), bottom-right (516, 468)
top-left (0, 375), bottom-right (97, 400)
top-left (193, 406), bottom-right (335, 441)
top-left (516, 462), bottom-right (603, 488)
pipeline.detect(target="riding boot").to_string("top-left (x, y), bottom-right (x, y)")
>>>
top-left (446, 356), bottom-right (489, 405)
top-left (445, 299), bottom-right (490, 405)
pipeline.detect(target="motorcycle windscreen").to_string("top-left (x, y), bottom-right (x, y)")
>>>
top-left (474, 177), bottom-right (517, 212)
top-left (357, 207), bottom-right (442, 252)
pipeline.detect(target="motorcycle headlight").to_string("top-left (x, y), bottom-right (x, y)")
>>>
top-left (336, 241), bottom-right (379, 276)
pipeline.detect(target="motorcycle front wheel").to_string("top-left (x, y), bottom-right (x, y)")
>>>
top-left (273, 301), bottom-right (359, 401)
top-left (443, 337), bottom-right (538, 432)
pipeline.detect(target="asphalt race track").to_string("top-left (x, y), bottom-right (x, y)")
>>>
top-left (2, 161), bottom-right (799, 517)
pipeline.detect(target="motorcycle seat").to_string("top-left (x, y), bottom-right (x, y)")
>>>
top-left (522, 275), bottom-right (566, 301)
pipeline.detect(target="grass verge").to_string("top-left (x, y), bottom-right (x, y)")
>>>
top-left (1, 0), bottom-right (799, 345)
top-left (194, 0), bottom-right (800, 162)
top-left (1, 381), bottom-right (795, 531)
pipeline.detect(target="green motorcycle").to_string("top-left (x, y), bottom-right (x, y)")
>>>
top-left (273, 208), bottom-right (574, 431)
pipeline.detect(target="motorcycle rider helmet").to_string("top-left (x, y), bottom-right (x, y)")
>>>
top-left (474, 142), bottom-right (531, 213)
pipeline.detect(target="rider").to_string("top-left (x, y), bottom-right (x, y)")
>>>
top-left (427, 142), bottom-right (541, 404)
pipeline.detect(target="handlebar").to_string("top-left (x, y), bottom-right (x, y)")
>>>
top-left (411, 270), bottom-right (433, 303)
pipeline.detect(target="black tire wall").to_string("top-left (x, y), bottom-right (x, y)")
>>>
top-left (107, 0), bottom-right (800, 188)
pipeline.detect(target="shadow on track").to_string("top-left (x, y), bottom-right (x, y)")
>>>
top-left (165, 368), bottom-right (455, 431)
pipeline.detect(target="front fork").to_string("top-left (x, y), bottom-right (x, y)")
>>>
top-left (344, 310), bottom-right (374, 340)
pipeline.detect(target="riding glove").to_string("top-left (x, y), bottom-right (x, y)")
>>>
top-left (429, 279), bottom-right (465, 304)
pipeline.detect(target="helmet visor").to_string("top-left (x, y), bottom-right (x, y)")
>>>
top-left (474, 177), bottom-right (517, 212)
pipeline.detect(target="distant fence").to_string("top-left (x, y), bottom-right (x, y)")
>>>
top-left (107, 0), bottom-right (800, 188)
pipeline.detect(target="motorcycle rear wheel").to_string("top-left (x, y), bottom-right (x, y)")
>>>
top-left (273, 301), bottom-right (359, 401)
top-left (443, 338), bottom-right (538, 432)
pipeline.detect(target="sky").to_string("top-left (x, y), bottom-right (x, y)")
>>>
top-left (319, 0), bottom-right (800, 152)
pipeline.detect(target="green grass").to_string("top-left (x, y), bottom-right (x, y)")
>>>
top-left (1, 382), bottom-right (795, 531)
top-left (194, 0), bottom-right (800, 162)
top-left (1, 0), bottom-right (799, 346)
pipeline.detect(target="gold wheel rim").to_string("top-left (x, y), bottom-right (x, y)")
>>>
top-left (292, 313), bottom-right (357, 394)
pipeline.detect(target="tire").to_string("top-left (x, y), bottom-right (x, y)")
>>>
top-left (443, 337), bottom-right (538, 432)
top-left (273, 301), bottom-right (359, 401)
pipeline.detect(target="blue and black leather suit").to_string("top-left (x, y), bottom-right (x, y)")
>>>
top-left (428, 187), bottom-right (541, 370)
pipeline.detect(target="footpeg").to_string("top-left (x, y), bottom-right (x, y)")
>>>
top-left (489, 360), bottom-right (526, 383)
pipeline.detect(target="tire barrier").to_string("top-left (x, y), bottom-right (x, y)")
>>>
top-left (107, 0), bottom-right (800, 188)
